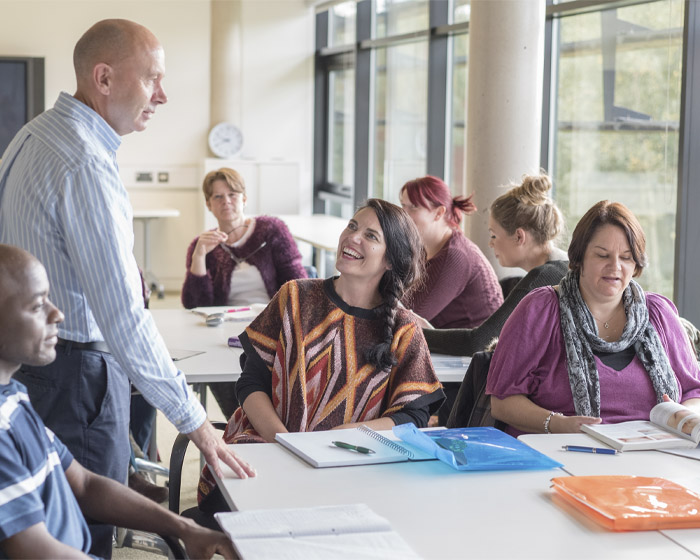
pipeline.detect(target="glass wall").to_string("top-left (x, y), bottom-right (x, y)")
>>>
top-left (448, 32), bottom-right (468, 192)
top-left (453, 0), bottom-right (470, 24)
top-left (328, 67), bottom-right (355, 188)
top-left (551, 0), bottom-right (684, 297)
top-left (329, 2), bottom-right (356, 47)
top-left (372, 41), bottom-right (429, 202)
top-left (374, 0), bottom-right (429, 38)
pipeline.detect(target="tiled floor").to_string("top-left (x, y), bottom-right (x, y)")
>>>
top-left (113, 293), bottom-right (228, 559)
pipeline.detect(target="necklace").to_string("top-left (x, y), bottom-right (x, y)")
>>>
top-left (590, 304), bottom-right (624, 330)
top-left (224, 221), bottom-right (249, 236)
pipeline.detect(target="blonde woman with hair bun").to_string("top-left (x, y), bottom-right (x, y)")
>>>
top-left (424, 171), bottom-right (569, 357)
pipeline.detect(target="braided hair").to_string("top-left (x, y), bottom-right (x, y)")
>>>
top-left (361, 199), bottom-right (426, 371)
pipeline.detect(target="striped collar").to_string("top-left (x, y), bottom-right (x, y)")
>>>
top-left (54, 91), bottom-right (122, 153)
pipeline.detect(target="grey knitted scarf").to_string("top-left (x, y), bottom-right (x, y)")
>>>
top-left (557, 270), bottom-right (679, 417)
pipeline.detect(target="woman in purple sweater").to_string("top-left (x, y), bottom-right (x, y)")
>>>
top-left (487, 201), bottom-right (700, 436)
top-left (181, 168), bottom-right (306, 310)
top-left (399, 176), bottom-right (502, 329)
top-left (181, 167), bottom-right (306, 417)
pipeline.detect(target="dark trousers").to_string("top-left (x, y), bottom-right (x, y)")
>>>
top-left (130, 393), bottom-right (156, 454)
top-left (16, 344), bottom-right (130, 559)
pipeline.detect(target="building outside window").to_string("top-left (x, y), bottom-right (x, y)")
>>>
top-left (372, 41), bottom-right (429, 202)
top-left (550, 0), bottom-right (683, 298)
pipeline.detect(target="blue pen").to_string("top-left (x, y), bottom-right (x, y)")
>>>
top-left (562, 445), bottom-right (618, 455)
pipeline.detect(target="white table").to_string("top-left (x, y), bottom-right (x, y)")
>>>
top-left (213, 440), bottom-right (695, 559)
top-left (521, 433), bottom-right (700, 558)
top-left (149, 308), bottom-right (246, 385)
top-left (149, 308), bottom-right (470, 385)
top-left (277, 214), bottom-right (348, 277)
top-left (133, 208), bottom-right (180, 298)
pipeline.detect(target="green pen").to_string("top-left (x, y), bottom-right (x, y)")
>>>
top-left (332, 441), bottom-right (375, 454)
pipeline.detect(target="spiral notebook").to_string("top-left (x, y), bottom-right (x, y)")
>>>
top-left (275, 426), bottom-right (436, 468)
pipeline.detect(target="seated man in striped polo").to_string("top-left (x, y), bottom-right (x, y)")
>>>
top-left (0, 244), bottom-right (234, 559)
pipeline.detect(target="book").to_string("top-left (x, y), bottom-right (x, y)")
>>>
top-left (551, 475), bottom-right (700, 531)
top-left (214, 503), bottom-right (421, 560)
top-left (274, 426), bottom-right (435, 468)
top-left (581, 401), bottom-right (700, 451)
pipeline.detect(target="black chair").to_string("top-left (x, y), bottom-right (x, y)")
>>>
top-left (168, 422), bottom-right (228, 531)
top-left (446, 351), bottom-right (506, 430)
top-left (499, 275), bottom-right (524, 300)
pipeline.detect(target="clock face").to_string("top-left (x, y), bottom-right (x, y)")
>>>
top-left (208, 122), bottom-right (244, 158)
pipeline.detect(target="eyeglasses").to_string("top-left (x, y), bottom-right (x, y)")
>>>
top-left (210, 191), bottom-right (243, 204)
top-left (219, 241), bottom-right (267, 264)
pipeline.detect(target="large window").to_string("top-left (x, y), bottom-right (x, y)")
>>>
top-left (374, 0), bottom-right (429, 38)
top-left (315, 0), bottom-right (470, 210)
top-left (329, 2), bottom-right (356, 47)
top-left (315, 0), bottom-right (700, 321)
top-left (372, 41), bottom-right (429, 202)
top-left (329, 66), bottom-right (355, 189)
top-left (448, 32), bottom-right (468, 191)
top-left (551, 0), bottom-right (684, 297)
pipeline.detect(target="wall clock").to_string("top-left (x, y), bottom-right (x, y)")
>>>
top-left (208, 122), bottom-right (244, 158)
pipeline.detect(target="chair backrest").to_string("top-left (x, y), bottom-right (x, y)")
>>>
top-left (445, 351), bottom-right (506, 431)
top-left (499, 275), bottom-right (524, 300)
top-left (168, 421), bottom-right (228, 515)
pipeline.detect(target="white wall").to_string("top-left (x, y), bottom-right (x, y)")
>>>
top-left (0, 0), bottom-right (315, 291)
top-left (0, 0), bottom-right (212, 164)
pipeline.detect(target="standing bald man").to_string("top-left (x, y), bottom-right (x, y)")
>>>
top-left (0, 19), bottom-right (254, 558)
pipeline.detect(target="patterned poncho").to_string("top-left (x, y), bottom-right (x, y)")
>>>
top-left (198, 278), bottom-right (444, 501)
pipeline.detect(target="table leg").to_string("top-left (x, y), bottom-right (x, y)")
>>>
top-left (139, 217), bottom-right (165, 299)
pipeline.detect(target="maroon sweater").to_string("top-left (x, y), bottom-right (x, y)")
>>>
top-left (181, 215), bottom-right (306, 309)
top-left (403, 229), bottom-right (503, 329)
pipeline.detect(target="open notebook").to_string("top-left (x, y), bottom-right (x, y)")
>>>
top-left (215, 503), bottom-right (420, 560)
top-left (275, 426), bottom-right (435, 468)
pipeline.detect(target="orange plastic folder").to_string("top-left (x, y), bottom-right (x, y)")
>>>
top-left (551, 476), bottom-right (700, 531)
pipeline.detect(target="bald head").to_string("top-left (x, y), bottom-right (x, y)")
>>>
top-left (0, 244), bottom-right (38, 300)
top-left (73, 19), bottom-right (160, 84)
top-left (72, 18), bottom-right (167, 135)
top-left (0, 245), bottom-right (63, 377)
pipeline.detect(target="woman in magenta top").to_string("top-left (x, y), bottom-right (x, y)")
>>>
top-left (487, 201), bottom-right (700, 436)
top-left (399, 176), bottom-right (502, 329)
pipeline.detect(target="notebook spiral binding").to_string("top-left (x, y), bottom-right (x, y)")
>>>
top-left (358, 425), bottom-right (414, 459)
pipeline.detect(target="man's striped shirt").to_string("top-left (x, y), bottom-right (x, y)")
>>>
top-left (0, 93), bottom-right (204, 432)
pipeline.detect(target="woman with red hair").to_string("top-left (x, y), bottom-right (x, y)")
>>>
top-left (400, 176), bottom-right (502, 329)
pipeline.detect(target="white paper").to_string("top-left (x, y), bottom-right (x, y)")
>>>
top-left (215, 504), bottom-right (421, 560)
top-left (190, 303), bottom-right (266, 321)
top-left (430, 353), bottom-right (471, 370)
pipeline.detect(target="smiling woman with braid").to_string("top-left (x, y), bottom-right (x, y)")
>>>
top-left (197, 199), bottom-right (445, 512)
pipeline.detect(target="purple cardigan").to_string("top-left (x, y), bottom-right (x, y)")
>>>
top-left (487, 287), bottom-right (700, 436)
top-left (403, 229), bottom-right (503, 329)
top-left (181, 215), bottom-right (306, 309)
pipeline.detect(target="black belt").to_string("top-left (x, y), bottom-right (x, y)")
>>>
top-left (56, 338), bottom-right (110, 354)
